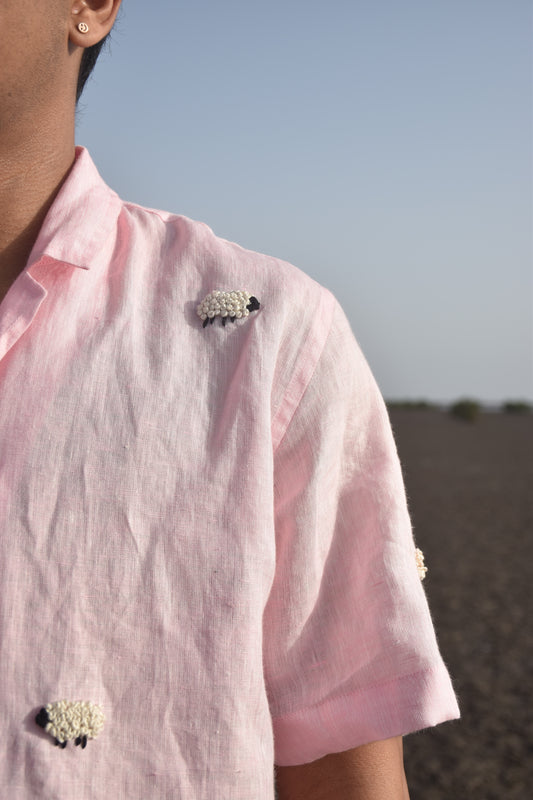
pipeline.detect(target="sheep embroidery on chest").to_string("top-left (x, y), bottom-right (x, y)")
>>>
top-left (197, 290), bottom-right (260, 327)
top-left (35, 700), bottom-right (105, 749)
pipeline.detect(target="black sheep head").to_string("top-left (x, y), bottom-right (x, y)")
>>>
top-left (35, 708), bottom-right (50, 729)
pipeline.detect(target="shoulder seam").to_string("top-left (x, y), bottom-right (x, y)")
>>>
top-left (120, 201), bottom-right (172, 224)
top-left (271, 288), bottom-right (337, 453)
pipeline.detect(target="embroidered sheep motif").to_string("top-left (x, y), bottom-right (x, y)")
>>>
top-left (35, 700), bottom-right (105, 749)
top-left (197, 290), bottom-right (260, 327)
top-left (415, 548), bottom-right (428, 580)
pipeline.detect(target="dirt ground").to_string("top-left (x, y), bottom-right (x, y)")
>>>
top-left (389, 408), bottom-right (533, 799)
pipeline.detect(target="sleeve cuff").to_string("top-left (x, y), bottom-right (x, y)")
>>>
top-left (272, 661), bottom-right (460, 766)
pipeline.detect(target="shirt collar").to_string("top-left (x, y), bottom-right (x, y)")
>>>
top-left (26, 146), bottom-right (122, 271)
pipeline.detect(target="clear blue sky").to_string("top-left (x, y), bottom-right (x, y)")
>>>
top-left (76, 0), bottom-right (533, 404)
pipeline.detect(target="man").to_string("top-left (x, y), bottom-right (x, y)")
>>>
top-left (0, 2), bottom-right (459, 798)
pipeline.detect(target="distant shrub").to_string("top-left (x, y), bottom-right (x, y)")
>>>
top-left (450, 399), bottom-right (481, 422)
top-left (386, 400), bottom-right (436, 410)
top-left (501, 401), bottom-right (532, 414)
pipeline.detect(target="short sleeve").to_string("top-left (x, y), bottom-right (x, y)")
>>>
top-left (263, 297), bottom-right (460, 767)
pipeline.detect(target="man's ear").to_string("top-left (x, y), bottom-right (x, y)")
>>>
top-left (70, 0), bottom-right (122, 48)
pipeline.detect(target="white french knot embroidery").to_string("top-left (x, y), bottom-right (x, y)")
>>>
top-left (197, 290), bottom-right (260, 328)
top-left (35, 700), bottom-right (105, 749)
top-left (415, 548), bottom-right (428, 580)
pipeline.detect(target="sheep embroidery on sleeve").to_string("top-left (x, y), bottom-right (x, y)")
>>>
top-left (35, 700), bottom-right (105, 749)
top-left (415, 548), bottom-right (428, 580)
top-left (197, 290), bottom-right (260, 327)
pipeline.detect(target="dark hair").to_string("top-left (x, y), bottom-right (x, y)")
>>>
top-left (76, 36), bottom-right (110, 102)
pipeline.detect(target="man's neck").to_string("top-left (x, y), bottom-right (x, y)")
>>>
top-left (0, 123), bottom-right (76, 302)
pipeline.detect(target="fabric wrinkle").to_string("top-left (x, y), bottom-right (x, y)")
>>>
top-left (0, 148), bottom-right (459, 798)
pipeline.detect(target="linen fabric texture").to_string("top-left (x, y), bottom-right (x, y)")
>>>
top-left (0, 148), bottom-right (459, 799)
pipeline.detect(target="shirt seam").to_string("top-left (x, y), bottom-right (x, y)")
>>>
top-left (121, 199), bottom-right (175, 225)
top-left (272, 288), bottom-right (337, 455)
top-left (270, 665), bottom-right (442, 723)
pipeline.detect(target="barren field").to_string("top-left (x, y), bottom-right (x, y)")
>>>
top-left (389, 408), bottom-right (533, 799)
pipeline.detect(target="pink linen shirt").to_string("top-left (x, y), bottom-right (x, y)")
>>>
top-left (0, 147), bottom-right (459, 798)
